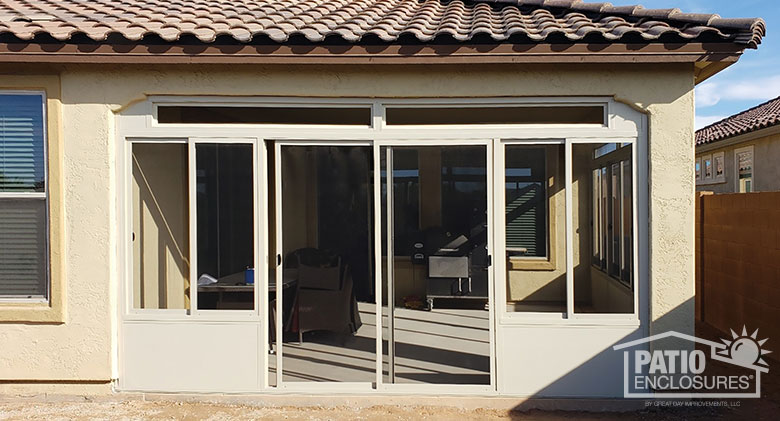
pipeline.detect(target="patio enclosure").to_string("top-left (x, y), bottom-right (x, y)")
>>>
top-left (120, 97), bottom-right (647, 396)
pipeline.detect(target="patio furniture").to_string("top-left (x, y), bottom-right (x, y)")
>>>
top-left (284, 248), bottom-right (361, 343)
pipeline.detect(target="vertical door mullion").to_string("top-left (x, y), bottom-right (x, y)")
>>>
top-left (385, 147), bottom-right (395, 383)
top-left (274, 141), bottom-right (284, 388)
top-left (492, 140), bottom-right (505, 391)
top-left (256, 139), bottom-right (267, 389)
top-left (486, 139), bottom-right (497, 391)
top-left (632, 140), bottom-right (640, 317)
top-left (188, 139), bottom-right (199, 314)
top-left (125, 141), bottom-right (133, 316)
top-left (564, 140), bottom-right (574, 318)
top-left (372, 142), bottom-right (382, 388)
top-left (493, 142), bottom-right (506, 321)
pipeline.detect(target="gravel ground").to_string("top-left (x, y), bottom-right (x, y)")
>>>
top-left (0, 401), bottom-right (511, 421)
top-left (0, 398), bottom-right (773, 421)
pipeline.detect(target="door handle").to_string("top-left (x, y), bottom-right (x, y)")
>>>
top-left (276, 254), bottom-right (281, 267)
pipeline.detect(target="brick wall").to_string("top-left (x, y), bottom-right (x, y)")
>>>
top-left (696, 191), bottom-right (780, 358)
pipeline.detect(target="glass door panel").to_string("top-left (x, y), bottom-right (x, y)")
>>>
top-left (194, 143), bottom-right (255, 310)
top-left (382, 145), bottom-right (491, 385)
top-left (131, 143), bottom-right (190, 310)
top-left (274, 144), bottom-right (377, 384)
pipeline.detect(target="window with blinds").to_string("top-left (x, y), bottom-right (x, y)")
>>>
top-left (0, 92), bottom-right (48, 299)
top-left (504, 146), bottom-right (548, 258)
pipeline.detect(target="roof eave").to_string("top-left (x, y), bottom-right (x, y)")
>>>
top-left (696, 122), bottom-right (780, 152)
top-left (0, 42), bottom-right (749, 66)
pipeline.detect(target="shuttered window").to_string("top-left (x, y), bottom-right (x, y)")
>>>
top-left (505, 146), bottom-right (547, 258)
top-left (0, 93), bottom-right (48, 299)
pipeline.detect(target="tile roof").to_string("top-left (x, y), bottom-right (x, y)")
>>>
top-left (696, 97), bottom-right (780, 146)
top-left (0, 0), bottom-right (766, 48)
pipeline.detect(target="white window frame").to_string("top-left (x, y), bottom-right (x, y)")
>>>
top-left (734, 145), bottom-right (754, 192)
top-left (117, 96), bottom-right (647, 394)
top-left (703, 154), bottom-right (713, 180)
top-left (0, 90), bottom-right (49, 302)
top-left (697, 152), bottom-right (725, 186)
top-left (712, 151), bottom-right (725, 182)
top-left (123, 137), bottom-right (263, 321)
top-left (695, 157), bottom-right (702, 182)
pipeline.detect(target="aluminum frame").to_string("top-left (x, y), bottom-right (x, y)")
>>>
top-left (116, 96), bottom-right (648, 395)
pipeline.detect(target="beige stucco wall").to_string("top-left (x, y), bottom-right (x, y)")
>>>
top-left (0, 63), bottom-right (695, 389)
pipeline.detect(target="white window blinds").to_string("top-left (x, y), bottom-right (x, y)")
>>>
top-left (0, 93), bottom-right (48, 299)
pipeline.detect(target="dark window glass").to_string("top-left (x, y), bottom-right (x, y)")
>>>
top-left (196, 143), bottom-right (255, 310)
top-left (158, 106), bottom-right (371, 125)
top-left (386, 106), bottom-right (604, 125)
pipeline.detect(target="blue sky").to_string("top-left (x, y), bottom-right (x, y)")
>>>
top-left (609, 0), bottom-right (778, 129)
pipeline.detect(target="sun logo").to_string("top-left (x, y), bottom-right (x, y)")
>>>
top-left (716, 326), bottom-right (772, 368)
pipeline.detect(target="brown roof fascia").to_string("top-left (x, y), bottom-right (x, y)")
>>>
top-left (0, 42), bottom-right (745, 66)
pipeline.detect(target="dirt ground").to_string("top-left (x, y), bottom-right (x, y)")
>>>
top-left (0, 398), bottom-right (774, 421)
top-left (0, 323), bottom-right (776, 421)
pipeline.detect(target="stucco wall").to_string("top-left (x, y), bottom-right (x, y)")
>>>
top-left (0, 63), bottom-right (695, 387)
top-left (696, 131), bottom-right (780, 194)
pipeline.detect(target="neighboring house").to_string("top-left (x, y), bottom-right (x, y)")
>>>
top-left (695, 96), bottom-right (780, 193)
top-left (0, 0), bottom-right (765, 400)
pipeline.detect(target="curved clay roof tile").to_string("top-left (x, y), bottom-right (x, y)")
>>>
top-left (0, 0), bottom-right (764, 48)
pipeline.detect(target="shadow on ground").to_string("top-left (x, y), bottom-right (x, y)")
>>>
top-left (506, 321), bottom-right (779, 420)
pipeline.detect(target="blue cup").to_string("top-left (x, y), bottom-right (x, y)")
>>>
top-left (245, 268), bottom-right (255, 285)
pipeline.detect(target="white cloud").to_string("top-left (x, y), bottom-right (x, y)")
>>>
top-left (695, 75), bottom-right (780, 108)
top-left (696, 83), bottom-right (722, 107)
top-left (695, 114), bottom-right (727, 130)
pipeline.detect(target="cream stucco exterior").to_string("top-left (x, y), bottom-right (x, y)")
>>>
top-left (0, 63), bottom-right (695, 393)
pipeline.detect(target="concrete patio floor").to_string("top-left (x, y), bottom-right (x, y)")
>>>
top-left (270, 302), bottom-right (491, 385)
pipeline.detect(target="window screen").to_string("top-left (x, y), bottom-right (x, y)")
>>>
top-left (0, 93), bottom-right (48, 299)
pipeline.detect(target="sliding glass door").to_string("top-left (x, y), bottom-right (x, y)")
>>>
top-left (272, 143), bottom-right (377, 387)
top-left (381, 144), bottom-right (492, 386)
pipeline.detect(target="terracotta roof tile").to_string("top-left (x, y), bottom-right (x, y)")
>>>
top-left (0, 0), bottom-right (765, 48)
top-left (696, 97), bottom-right (780, 146)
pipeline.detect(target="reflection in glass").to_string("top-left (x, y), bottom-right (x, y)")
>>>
top-left (574, 142), bottom-right (634, 314)
top-left (382, 146), bottom-right (490, 385)
top-left (504, 144), bottom-right (565, 313)
top-left (277, 145), bottom-right (376, 383)
top-left (132, 143), bottom-right (190, 309)
top-left (196, 144), bottom-right (255, 310)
